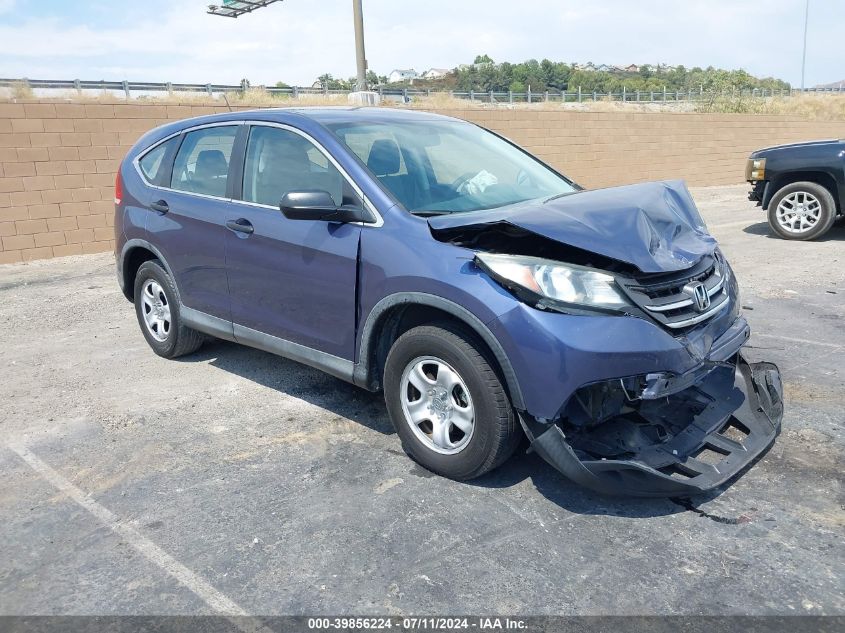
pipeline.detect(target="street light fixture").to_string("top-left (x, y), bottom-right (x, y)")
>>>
top-left (207, 0), bottom-right (284, 19)
top-left (207, 0), bottom-right (370, 92)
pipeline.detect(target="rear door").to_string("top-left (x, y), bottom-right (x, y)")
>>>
top-left (224, 123), bottom-right (362, 360)
top-left (145, 123), bottom-right (239, 321)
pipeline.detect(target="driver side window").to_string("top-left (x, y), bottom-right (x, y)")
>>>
top-left (242, 126), bottom-right (355, 208)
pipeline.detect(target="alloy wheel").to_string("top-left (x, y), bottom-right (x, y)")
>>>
top-left (141, 279), bottom-right (171, 342)
top-left (399, 356), bottom-right (475, 455)
top-left (775, 191), bottom-right (822, 234)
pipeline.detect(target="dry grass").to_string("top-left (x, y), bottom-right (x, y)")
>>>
top-left (8, 81), bottom-right (34, 100)
top-left (2, 88), bottom-right (844, 120)
top-left (693, 94), bottom-right (845, 119)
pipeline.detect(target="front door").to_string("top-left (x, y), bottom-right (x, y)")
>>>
top-left (224, 124), bottom-right (362, 360)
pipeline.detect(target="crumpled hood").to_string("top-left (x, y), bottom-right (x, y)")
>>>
top-left (428, 180), bottom-right (717, 273)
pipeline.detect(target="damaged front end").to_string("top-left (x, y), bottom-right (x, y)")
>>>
top-left (430, 180), bottom-right (785, 496)
top-left (520, 354), bottom-right (783, 497)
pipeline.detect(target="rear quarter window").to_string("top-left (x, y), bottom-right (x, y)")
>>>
top-left (138, 137), bottom-right (178, 185)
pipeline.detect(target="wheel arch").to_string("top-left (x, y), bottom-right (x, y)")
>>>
top-left (354, 293), bottom-right (525, 410)
top-left (119, 239), bottom-right (176, 302)
top-left (765, 171), bottom-right (840, 215)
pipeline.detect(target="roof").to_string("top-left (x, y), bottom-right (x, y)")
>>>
top-left (128, 107), bottom-right (460, 156)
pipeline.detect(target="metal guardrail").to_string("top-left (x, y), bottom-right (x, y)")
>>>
top-left (1, 77), bottom-right (843, 103)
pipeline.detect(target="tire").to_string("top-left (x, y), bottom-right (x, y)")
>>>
top-left (383, 323), bottom-right (521, 480)
top-left (133, 260), bottom-right (204, 359)
top-left (767, 181), bottom-right (837, 241)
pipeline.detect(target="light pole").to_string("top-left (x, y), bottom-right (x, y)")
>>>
top-left (800, 0), bottom-right (809, 91)
top-left (207, 0), bottom-right (369, 92)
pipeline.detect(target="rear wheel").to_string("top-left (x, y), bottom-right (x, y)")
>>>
top-left (383, 324), bottom-right (521, 480)
top-left (133, 260), bottom-right (204, 358)
top-left (767, 181), bottom-right (836, 240)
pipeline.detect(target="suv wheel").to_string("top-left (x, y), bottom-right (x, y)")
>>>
top-left (133, 260), bottom-right (204, 358)
top-left (383, 324), bottom-right (521, 480)
top-left (768, 181), bottom-right (837, 240)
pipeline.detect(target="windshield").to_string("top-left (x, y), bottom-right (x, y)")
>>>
top-left (326, 119), bottom-right (576, 214)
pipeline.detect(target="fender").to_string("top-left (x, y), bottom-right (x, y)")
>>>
top-left (765, 168), bottom-right (843, 212)
top-left (354, 292), bottom-right (525, 410)
top-left (118, 238), bottom-right (176, 301)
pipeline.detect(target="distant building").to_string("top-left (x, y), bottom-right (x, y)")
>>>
top-left (624, 64), bottom-right (639, 73)
top-left (421, 68), bottom-right (450, 80)
top-left (388, 69), bottom-right (419, 83)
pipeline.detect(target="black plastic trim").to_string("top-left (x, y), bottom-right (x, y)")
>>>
top-left (355, 292), bottom-right (525, 409)
top-left (234, 324), bottom-right (354, 382)
top-left (520, 354), bottom-right (783, 498)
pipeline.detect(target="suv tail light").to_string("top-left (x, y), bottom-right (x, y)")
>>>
top-left (114, 171), bottom-right (123, 205)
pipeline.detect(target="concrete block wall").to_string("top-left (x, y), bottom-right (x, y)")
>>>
top-left (450, 108), bottom-right (845, 189)
top-left (2, 98), bottom-right (845, 264)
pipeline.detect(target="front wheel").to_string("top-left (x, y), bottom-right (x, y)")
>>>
top-left (383, 324), bottom-right (521, 480)
top-left (767, 181), bottom-right (837, 240)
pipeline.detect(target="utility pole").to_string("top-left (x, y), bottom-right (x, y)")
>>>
top-left (352, 0), bottom-right (368, 91)
top-left (800, 0), bottom-right (809, 91)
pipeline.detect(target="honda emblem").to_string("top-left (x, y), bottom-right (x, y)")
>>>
top-left (687, 282), bottom-right (711, 312)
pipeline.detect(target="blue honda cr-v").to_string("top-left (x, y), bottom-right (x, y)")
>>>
top-left (115, 107), bottom-right (783, 497)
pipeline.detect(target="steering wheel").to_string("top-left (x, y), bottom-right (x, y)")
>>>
top-left (450, 171), bottom-right (477, 193)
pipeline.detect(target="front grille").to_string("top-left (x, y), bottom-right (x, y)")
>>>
top-left (619, 254), bottom-right (730, 330)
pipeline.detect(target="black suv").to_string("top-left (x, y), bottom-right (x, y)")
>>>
top-left (746, 139), bottom-right (844, 240)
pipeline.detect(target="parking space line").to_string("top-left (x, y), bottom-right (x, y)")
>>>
top-left (7, 442), bottom-right (270, 630)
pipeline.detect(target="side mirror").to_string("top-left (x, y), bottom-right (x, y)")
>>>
top-left (280, 190), bottom-right (366, 223)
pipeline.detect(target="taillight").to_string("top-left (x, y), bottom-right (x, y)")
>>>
top-left (114, 171), bottom-right (123, 205)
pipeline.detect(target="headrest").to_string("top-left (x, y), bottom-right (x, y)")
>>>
top-left (195, 150), bottom-right (228, 177)
top-left (367, 139), bottom-right (401, 176)
top-left (262, 140), bottom-right (310, 170)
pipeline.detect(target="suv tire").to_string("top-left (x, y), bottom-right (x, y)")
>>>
top-left (133, 260), bottom-right (204, 359)
top-left (384, 324), bottom-right (521, 480)
top-left (768, 181), bottom-right (837, 241)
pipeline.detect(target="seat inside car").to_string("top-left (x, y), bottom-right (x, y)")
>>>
top-left (254, 135), bottom-right (342, 206)
top-left (366, 138), bottom-right (421, 210)
top-left (193, 149), bottom-right (229, 197)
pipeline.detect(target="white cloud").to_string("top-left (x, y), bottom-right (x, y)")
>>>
top-left (0, 0), bottom-right (841, 87)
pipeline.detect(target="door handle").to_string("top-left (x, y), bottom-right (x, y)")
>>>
top-left (149, 199), bottom-right (169, 214)
top-left (226, 218), bottom-right (254, 235)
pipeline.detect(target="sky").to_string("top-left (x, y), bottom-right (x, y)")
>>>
top-left (0, 0), bottom-right (842, 88)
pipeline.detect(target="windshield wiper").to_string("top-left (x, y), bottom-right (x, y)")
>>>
top-left (410, 210), bottom-right (454, 217)
top-left (543, 191), bottom-right (579, 204)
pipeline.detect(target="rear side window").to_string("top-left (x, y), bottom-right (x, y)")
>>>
top-left (170, 126), bottom-right (238, 198)
top-left (138, 137), bottom-right (178, 185)
top-left (242, 126), bottom-right (351, 207)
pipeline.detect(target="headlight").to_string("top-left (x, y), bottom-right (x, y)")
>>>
top-left (475, 252), bottom-right (632, 314)
top-left (745, 157), bottom-right (766, 181)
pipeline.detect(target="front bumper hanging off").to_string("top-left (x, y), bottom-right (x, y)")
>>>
top-left (520, 354), bottom-right (784, 497)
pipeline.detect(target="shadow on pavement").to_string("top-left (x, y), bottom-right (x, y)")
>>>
top-left (742, 220), bottom-right (845, 240)
top-left (178, 339), bottom-right (702, 518)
